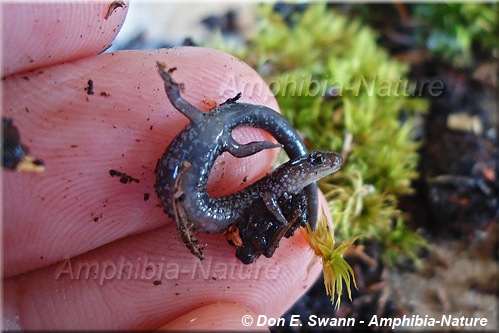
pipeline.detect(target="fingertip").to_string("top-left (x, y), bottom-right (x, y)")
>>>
top-left (160, 303), bottom-right (267, 331)
top-left (3, 2), bottom-right (129, 76)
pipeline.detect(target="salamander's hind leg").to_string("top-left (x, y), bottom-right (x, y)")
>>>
top-left (173, 195), bottom-right (205, 260)
top-left (156, 62), bottom-right (204, 123)
top-left (226, 135), bottom-right (282, 158)
top-left (171, 160), bottom-right (204, 260)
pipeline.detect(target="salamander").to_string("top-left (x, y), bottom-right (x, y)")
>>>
top-left (154, 62), bottom-right (342, 260)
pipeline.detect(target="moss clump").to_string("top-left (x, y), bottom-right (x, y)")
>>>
top-left (207, 3), bottom-right (429, 301)
top-left (414, 3), bottom-right (498, 68)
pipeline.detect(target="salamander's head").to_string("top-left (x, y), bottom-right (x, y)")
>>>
top-left (275, 150), bottom-right (343, 194)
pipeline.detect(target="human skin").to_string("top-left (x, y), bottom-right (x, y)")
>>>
top-left (2, 3), bottom-right (329, 330)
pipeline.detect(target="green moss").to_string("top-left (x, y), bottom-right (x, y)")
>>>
top-left (207, 4), bottom-right (428, 268)
top-left (414, 3), bottom-right (498, 67)
top-left (382, 217), bottom-right (429, 267)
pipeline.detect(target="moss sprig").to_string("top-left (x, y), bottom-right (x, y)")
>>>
top-left (302, 211), bottom-right (358, 310)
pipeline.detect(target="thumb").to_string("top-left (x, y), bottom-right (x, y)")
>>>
top-left (3, 47), bottom-right (280, 277)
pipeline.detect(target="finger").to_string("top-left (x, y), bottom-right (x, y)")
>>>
top-left (3, 200), bottom-right (326, 330)
top-left (3, 47), bottom-right (280, 277)
top-left (159, 303), bottom-right (265, 331)
top-left (2, 2), bottom-right (128, 76)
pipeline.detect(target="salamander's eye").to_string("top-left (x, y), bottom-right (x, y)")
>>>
top-left (308, 152), bottom-right (326, 166)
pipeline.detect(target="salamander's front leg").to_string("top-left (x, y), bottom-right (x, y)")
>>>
top-left (262, 192), bottom-right (289, 226)
top-left (264, 205), bottom-right (304, 258)
top-left (226, 135), bottom-right (282, 158)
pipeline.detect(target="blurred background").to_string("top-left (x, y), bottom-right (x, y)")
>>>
top-left (109, 2), bottom-right (497, 331)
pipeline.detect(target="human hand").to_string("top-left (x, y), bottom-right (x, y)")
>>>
top-left (3, 3), bottom-right (328, 330)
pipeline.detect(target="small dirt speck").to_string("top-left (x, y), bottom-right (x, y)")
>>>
top-left (85, 79), bottom-right (94, 95)
top-left (109, 169), bottom-right (140, 184)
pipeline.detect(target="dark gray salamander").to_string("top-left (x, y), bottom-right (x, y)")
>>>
top-left (154, 63), bottom-right (342, 259)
